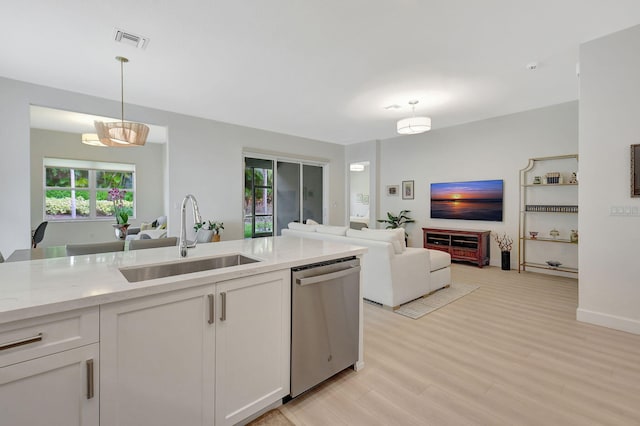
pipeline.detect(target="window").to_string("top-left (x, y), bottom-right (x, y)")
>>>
top-left (44, 158), bottom-right (135, 221)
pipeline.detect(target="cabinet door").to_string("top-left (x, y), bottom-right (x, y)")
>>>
top-left (215, 270), bottom-right (291, 426)
top-left (100, 285), bottom-right (215, 426)
top-left (0, 343), bottom-right (99, 426)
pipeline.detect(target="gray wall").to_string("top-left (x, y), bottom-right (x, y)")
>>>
top-left (578, 24), bottom-right (640, 334)
top-left (378, 101), bottom-right (579, 267)
top-left (30, 128), bottom-right (166, 246)
top-left (0, 77), bottom-right (345, 257)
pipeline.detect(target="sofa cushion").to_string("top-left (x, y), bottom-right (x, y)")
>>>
top-left (316, 225), bottom-right (348, 236)
top-left (288, 222), bottom-right (318, 232)
top-left (306, 218), bottom-right (320, 225)
top-left (429, 249), bottom-right (452, 272)
top-left (362, 228), bottom-right (406, 251)
top-left (346, 229), bottom-right (403, 254)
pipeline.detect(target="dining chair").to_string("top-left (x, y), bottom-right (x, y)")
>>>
top-left (65, 241), bottom-right (125, 256)
top-left (128, 237), bottom-right (178, 251)
top-left (32, 221), bottom-right (48, 248)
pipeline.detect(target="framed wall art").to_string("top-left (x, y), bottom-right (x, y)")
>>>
top-left (402, 180), bottom-right (414, 200)
top-left (386, 185), bottom-right (399, 196)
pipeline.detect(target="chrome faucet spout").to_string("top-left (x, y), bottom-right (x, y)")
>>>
top-left (179, 194), bottom-right (202, 258)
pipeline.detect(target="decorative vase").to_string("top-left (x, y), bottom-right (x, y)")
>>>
top-left (196, 229), bottom-right (214, 243)
top-left (501, 251), bottom-right (510, 271)
top-left (113, 223), bottom-right (130, 240)
top-left (570, 230), bottom-right (578, 243)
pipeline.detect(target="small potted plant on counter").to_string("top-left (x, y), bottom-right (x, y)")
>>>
top-left (493, 232), bottom-right (513, 271)
top-left (194, 220), bottom-right (224, 242)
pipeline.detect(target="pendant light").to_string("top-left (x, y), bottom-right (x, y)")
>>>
top-left (81, 133), bottom-right (107, 147)
top-left (94, 56), bottom-right (149, 147)
top-left (396, 100), bottom-right (431, 135)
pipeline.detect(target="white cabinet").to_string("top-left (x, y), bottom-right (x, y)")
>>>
top-left (0, 308), bottom-right (99, 426)
top-left (215, 270), bottom-right (291, 426)
top-left (100, 285), bottom-right (216, 426)
top-left (99, 269), bottom-right (291, 426)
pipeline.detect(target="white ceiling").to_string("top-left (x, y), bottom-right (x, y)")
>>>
top-left (2, 1), bottom-right (640, 145)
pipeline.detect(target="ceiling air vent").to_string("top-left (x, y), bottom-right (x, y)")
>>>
top-left (113, 28), bottom-right (150, 50)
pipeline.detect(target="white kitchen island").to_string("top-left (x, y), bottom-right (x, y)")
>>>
top-left (0, 236), bottom-right (366, 426)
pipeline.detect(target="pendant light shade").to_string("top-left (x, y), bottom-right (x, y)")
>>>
top-left (94, 120), bottom-right (149, 147)
top-left (94, 56), bottom-right (149, 147)
top-left (81, 133), bottom-right (107, 147)
top-left (396, 100), bottom-right (431, 135)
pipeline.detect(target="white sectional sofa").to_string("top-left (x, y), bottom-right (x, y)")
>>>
top-left (282, 223), bottom-right (451, 309)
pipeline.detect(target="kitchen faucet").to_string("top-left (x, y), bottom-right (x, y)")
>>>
top-left (179, 194), bottom-right (202, 257)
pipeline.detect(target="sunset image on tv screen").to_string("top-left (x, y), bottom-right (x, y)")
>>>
top-left (430, 179), bottom-right (503, 221)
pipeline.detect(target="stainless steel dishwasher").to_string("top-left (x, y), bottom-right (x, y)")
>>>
top-left (290, 257), bottom-right (360, 398)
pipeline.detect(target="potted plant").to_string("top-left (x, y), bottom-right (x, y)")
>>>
top-left (108, 187), bottom-right (131, 239)
top-left (377, 210), bottom-right (415, 244)
top-left (493, 232), bottom-right (513, 270)
top-left (209, 221), bottom-right (224, 242)
top-left (194, 220), bottom-right (224, 242)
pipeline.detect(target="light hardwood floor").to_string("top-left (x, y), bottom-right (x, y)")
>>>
top-left (278, 264), bottom-right (640, 425)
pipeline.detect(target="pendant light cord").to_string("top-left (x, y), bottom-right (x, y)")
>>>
top-left (120, 57), bottom-right (125, 125)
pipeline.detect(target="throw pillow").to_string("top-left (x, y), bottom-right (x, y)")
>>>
top-left (288, 222), bottom-right (318, 232)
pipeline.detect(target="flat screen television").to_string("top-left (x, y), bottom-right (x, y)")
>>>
top-left (430, 179), bottom-right (503, 221)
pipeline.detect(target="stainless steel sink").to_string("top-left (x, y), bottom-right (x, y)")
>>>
top-left (119, 254), bottom-right (261, 283)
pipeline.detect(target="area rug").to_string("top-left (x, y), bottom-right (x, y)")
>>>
top-left (395, 282), bottom-right (479, 319)
top-left (247, 409), bottom-right (294, 426)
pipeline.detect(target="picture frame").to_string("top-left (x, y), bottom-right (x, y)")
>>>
top-left (386, 185), bottom-right (399, 196)
top-left (402, 180), bottom-right (414, 200)
top-left (356, 193), bottom-right (363, 203)
top-left (631, 144), bottom-right (640, 197)
top-left (362, 194), bottom-right (369, 205)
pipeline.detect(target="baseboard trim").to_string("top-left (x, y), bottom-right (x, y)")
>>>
top-left (576, 307), bottom-right (640, 335)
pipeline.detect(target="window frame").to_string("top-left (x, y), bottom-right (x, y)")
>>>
top-left (43, 158), bottom-right (136, 222)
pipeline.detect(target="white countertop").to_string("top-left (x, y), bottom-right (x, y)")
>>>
top-left (0, 236), bottom-right (366, 324)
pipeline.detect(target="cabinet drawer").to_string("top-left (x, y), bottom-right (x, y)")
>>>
top-left (0, 307), bottom-right (99, 367)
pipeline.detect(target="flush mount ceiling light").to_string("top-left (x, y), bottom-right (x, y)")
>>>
top-left (396, 100), bottom-right (431, 135)
top-left (81, 133), bottom-right (107, 147)
top-left (94, 56), bottom-right (149, 147)
top-left (350, 164), bottom-right (365, 172)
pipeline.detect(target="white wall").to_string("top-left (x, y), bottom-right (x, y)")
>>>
top-left (577, 24), bottom-right (640, 334)
top-left (0, 77), bottom-right (345, 257)
top-left (30, 128), bottom-right (166, 246)
top-left (378, 102), bottom-right (578, 267)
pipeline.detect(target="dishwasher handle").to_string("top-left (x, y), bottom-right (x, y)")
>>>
top-left (295, 265), bottom-right (361, 286)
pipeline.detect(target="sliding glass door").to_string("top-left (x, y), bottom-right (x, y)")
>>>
top-left (245, 155), bottom-right (325, 238)
top-left (302, 164), bottom-right (323, 224)
top-left (276, 162), bottom-right (300, 234)
top-left (244, 158), bottom-right (274, 238)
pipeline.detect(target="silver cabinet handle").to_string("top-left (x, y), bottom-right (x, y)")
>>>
top-left (220, 292), bottom-right (227, 321)
top-left (208, 294), bottom-right (215, 324)
top-left (86, 359), bottom-right (94, 399)
top-left (296, 266), bottom-right (361, 286)
top-left (0, 332), bottom-right (43, 351)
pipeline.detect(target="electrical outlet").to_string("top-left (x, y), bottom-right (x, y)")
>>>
top-left (610, 205), bottom-right (640, 216)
